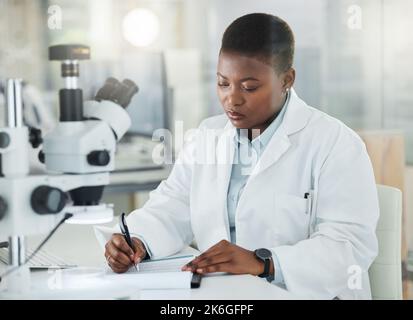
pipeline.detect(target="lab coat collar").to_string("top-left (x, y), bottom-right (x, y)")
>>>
top-left (278, 87), bottom-right (312, 137)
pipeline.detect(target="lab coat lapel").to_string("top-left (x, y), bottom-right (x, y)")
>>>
top-left (250, 88), bottom-right (312, 177)
top-left (250, 135), bottom-right (291, 176)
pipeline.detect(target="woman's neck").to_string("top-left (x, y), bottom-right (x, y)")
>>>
top-left (247, 93), bottom-right (288, 141)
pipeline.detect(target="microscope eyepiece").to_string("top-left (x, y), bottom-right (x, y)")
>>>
top-left (95, 78), bottom-right (139, 109)
top-left (116, 79), bottom-right (139, 108)
top-left (95, 77), bottom-right (121, 102)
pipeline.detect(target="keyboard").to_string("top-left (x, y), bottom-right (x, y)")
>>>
top-left (0, 247), bottom-right (77, 269)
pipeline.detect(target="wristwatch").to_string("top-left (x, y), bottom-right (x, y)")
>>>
top-left (254, 248), bottom-right (274, 282)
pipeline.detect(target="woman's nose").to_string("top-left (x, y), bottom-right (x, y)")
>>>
top-left (227, 90), bottom-right (245, 107)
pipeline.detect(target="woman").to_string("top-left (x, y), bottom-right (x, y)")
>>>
top-left (103, 13), bottom-right (379, 299)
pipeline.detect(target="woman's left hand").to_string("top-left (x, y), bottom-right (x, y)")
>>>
top-left (181, 240), bottom-right (270, 276)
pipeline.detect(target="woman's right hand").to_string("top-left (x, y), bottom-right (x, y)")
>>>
top-left (104, 234), bottom-right (147, 273)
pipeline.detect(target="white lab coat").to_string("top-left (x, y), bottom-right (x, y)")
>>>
top-left (122, 88), bottom-right (379, 299)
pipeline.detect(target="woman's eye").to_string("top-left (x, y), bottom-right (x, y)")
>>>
top-left (218, 83), bottom-right (229, 87)
top-left (243, 87), bottom-right (258, 92)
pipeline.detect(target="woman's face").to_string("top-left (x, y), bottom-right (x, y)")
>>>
top-left (217, 51), bottom-right (294, 132)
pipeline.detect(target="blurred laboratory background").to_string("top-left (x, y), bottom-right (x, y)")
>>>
top-left (0, 0), bottom-right (412, 298)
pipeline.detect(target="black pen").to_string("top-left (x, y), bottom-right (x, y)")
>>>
top-left (304, 192), bottom-right (312, 215)
top-left (119, 212), bottom-right (139, 272)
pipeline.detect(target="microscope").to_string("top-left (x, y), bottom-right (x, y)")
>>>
top-left (0, 44), bottom-right (138, 296)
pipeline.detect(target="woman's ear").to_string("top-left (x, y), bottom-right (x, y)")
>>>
top-left (283, 68), bottom-right (296, 92)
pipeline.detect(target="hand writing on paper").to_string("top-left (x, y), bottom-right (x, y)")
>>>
top-left (104, 234), bottom-right (146, 273)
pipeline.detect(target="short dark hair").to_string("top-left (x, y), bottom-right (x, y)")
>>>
top-left (220, 13), bottom-right (295, 72)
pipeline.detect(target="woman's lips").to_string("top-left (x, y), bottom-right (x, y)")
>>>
top-left (227, 111), bottom-right (245, 120)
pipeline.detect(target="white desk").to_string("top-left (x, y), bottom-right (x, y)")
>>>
top-left (139, 274), bottom-right (296, 300)
top-left (18, 223), bottom-right (298, 300)
top-left (25, 270), bottom-right (296, 300)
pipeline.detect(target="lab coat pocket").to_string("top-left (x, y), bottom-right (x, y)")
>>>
top-left (273, 193), bottom-right (310, 243)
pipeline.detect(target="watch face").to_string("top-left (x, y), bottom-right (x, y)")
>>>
top-left (256, 248), bottom-right (272, 259)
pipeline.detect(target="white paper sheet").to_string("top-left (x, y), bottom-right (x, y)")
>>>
top-left (104, 271), bottom-right (194, 289)
top-left (94, 226), bottom-right (199, 289)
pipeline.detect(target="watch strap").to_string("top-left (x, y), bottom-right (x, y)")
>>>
top-left (259, 257), bottom-right (270, 278)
